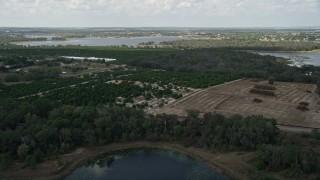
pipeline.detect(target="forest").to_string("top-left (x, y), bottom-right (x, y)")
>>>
top-left (0, 100), bottom-right (319, 177)
top-left (0, 99), bottom-right (278, 166)
top-left (0, 45), bottom-right (175, 61)
top-left (255, 144), bottom-right (319, 177)
top-left (1, 46), bottom-right (319, 85)
top-left (125, 48), bottom-right (320, 84)
top-left (164, 39), bottom-right (320, 51)
top-left (0, 45), bottom-right (320, 178)
top-left (115, 70), bottom-right (238, 88)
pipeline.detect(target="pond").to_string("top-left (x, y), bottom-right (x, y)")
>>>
top-left (64, 149), bottom-right (229, 180)
top-left (256, 51), bottom-right (320, 67)
top-left (12, 36), bottom-right (182, 46)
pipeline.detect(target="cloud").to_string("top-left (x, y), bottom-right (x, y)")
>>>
top-left (177, 1), bottom-right (192, 8)
top-left (67, 0), bottom-right (91, 10)
top-left (1, 0), bottom-right (318, 15)
top-left (0, 0), bottom-right (319, 27)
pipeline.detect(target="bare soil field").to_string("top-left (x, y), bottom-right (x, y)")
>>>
top-left (149, 79), bottom-right (320, 128)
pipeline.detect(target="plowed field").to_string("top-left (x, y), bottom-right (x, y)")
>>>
top-left (149, 79), bottom-right (320, 128)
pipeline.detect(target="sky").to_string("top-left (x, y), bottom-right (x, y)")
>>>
top-left (0, 0), bottom-right (319, 27)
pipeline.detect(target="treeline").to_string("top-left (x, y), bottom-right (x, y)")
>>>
top-left (126, 48), bottom-right (275, 73)
top-left (0, 99), bottom-right (279, 169)
top-left (125, 49), bottom-right (320, 84)
top-left (0, 56), bottom-right (34, 71)
top-left (52, 37), bottom-right (67, 41)
top-left (1, 47), bottom-right (319, 85)
top-left (0, 46), bottom-right (175, 61)
top-left (23, 68), bottom-right (61, 81)
top-left (4, 67), bottom-right (62, 82)
top-left (11, 37), bottom-right (47, 42)
top-left (165, 39), bottom-right (320, 51)
top-left (116, 70), bottom-right (238, 88)
top-left (0, 34), bottom-right (36, 45)
top-left (255, 144), bottom-right (319, 176)
top-left (252, 129), bottom-right (320, 177)
top-left (317, 82), bottom-right (320, 96)
top-left (0, 91), bottom-right (319, 178)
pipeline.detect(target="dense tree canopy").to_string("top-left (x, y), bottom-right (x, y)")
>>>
top-left (255, 144), bottom-right (319, 176)
top-left (165, 39), bottom-right (320, 51)
top-left (0, 99), bottom-right (280, 169)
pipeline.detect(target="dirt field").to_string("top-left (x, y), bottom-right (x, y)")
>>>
top-left (149, 79), bottom-right (320, 128)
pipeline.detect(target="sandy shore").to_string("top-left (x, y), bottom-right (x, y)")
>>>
top-left (0, 141), bottom-right (255, 180)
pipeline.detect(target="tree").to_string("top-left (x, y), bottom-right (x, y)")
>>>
top-left (311, 129), bottom-right (320, 140)
top-left (268, 76), bottom-right (275, 85)
top-left (316, 81), bottom-right (320, 96)
top-left (186, 109), bottom-right (200, 119)
top-left (60, 128), bottom-right (72, 143)
top-left (4, 73), bottom-right (20, 82)
top-left (17, 144), bottom-right (30, 160)
top-left (173, 125), bottom-right (184, 138)
top-left (0, 153), bottom-right (13, 170)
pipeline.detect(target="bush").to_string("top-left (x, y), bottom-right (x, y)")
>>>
top-left (250, 79), bottom-right (261, 82)
top-left (249, 88), bottom-right (275, 96)
top-left (253, 98), bottom-right (263, 103)
top-left (17, 144), bottom-right (30, 160)
top-left (256, 144), bottom-right (320, 177)
top-left (268, 76), bottom-right (275, 85)
top-left (299, 101), bottom-right (309, 106)
top-left (4, 73), bottom-right (20, 82)
top-left (297, 104), bottom-right (309, 111)
top-left (0, 153), bottom-right (13, 170)
top-left (311, 129), bottom-right (320, 140)
top-left (254, 84), bottom-right (276, 90)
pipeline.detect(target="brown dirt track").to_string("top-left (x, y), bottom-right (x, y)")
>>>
top-left (149, 79), bottom-right (320, 128)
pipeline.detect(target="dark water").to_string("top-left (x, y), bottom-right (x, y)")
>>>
top-left (13, 36), bottom-right (181, 46)
top-left (64, 149), bottom-right (229, 180)
top-left (256, 51), bottom-right (320, 67)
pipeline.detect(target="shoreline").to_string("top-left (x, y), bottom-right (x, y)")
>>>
top-left (254, 50), bottom-right (320, 67)
top-left (298, 49), bottom-right (320, 53)
top-left (0, 141), bottom-right (254, 180)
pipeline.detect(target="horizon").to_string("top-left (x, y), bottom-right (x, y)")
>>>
top-left (1, 26), bottom-right (320, 29)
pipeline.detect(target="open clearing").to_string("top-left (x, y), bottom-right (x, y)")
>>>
top-left (149, 79), bottom-right (320, 128)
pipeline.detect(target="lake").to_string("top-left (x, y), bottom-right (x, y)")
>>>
top-left (12, 36), bottom-right (182, 46)
top-left (64, 149), bottom-right (229, 180)
top-left (256, 51), bottom-right (320, 67)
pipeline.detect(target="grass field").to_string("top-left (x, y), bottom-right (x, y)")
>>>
top-left (149, 79), bottom-right (320, 128)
